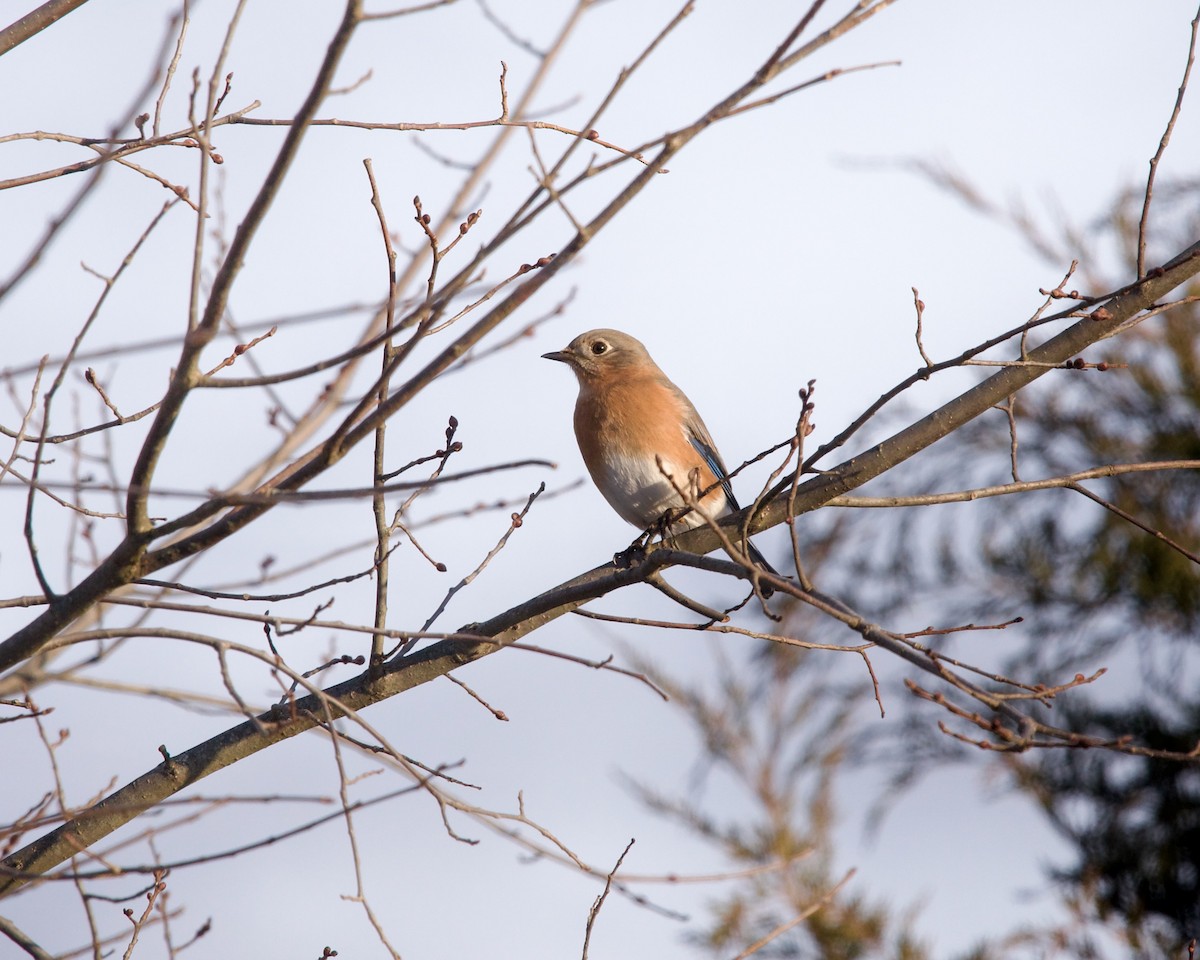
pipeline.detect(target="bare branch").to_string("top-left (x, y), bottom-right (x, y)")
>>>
top-left (581, 838), bottom-right (634, 960)
top-left (1137, 2), bottom-right (1200, 276)
top-left (0, 0), bottom-right (92, 58)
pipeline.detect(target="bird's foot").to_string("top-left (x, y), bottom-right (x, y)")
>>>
top-left (614, 540), bottom-right (648, 569)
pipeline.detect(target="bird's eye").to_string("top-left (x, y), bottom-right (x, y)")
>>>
top-left (591, 341), bottom-right (608, 356)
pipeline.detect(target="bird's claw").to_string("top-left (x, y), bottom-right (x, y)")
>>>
top-left (614, 542), bottom-right (648, 568)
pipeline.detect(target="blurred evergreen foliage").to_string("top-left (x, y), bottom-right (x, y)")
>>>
top-left (652, 179), bottom-right (1200, 958)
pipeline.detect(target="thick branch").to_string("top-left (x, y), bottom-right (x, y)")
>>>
top-left (0, 0), bottom-right (91, 57)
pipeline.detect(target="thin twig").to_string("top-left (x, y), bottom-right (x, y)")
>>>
top-left (581, 838), bottom-right (634, 960)
top-left (1067, 480), bottom-right (1200, 565)
top-left (912, 286), bottom-right (932, 367)
top-left (408, 483), bottom-right (545, 647)
top-left (824, 459), bottom-right (1200, 508)
top-left (1137, 2), bottom-right (1200, 277)
top-left (731, 868), bottom-right (856, 960)
top-left (363, 157), bottom-right (399, 677)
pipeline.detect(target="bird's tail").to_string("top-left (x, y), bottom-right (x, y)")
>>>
top-left (744, 539), bottom-right (784, 597)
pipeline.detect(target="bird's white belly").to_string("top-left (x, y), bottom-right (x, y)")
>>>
top-left (596, 452), bottom-right (728, 532)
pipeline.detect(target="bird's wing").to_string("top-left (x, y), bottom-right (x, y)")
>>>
top-left (678, 393), bottom-right (779, 577)
top-left (681, 410), bottom-right (741, 511)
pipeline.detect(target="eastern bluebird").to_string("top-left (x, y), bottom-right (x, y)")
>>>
top-left (542, 328), bottom-right (776, 578)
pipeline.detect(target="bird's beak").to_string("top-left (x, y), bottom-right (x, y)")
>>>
top-left (541, 349), bottom-right (572, 364)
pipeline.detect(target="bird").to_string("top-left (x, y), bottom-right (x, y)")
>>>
top-left (542, 328), bottom-right (777, 581)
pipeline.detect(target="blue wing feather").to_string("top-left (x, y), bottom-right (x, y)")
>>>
top-left (688, 432), bottom-right (740, 510)
top-left (688, 423), bottom-right (777, 578)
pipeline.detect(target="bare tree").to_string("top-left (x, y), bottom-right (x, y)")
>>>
top-left (2, 1), bottom-right (1199, 957)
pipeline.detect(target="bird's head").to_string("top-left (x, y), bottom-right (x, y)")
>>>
top-left (541, 328), bottom-right (653, 383)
